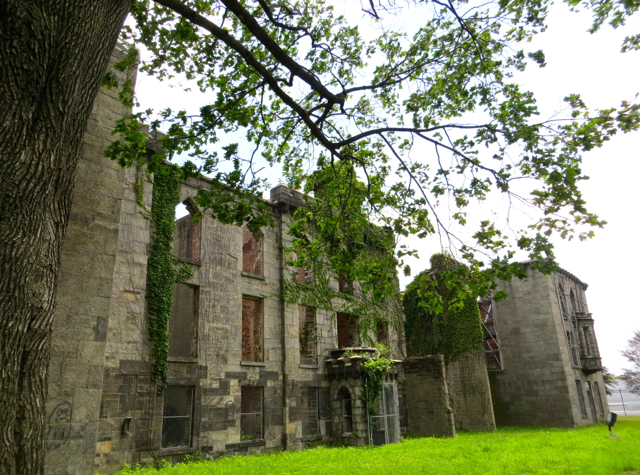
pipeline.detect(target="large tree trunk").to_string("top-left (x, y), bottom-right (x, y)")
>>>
top-left (0, 2), bottom-right (132, 473)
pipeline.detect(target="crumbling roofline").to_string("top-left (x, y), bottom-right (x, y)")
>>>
top-left (519, 260), bottom-right (588, 290)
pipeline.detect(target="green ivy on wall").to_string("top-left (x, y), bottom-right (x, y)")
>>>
top-left (403, 253), bottom-right (484, 362)
top-left (362, 355), bottom-right (393, 416)
top-left (283, 161), bottom-right (404, 350)
top-left (144, 163), bottom-right (194, 393)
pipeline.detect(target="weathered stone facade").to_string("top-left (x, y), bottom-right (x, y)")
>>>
top-left (445, 350), bottom-right (496, 431)
top-left (43, 49), bottom-right (409, 474)
top-left (489, 264), bottom-right (609, 427)
top-left (44, 43), bottom-right (137, 475)
top-left (402, 357), bottom-right (456, 438)
top-left (43, 46), bottom-right (609, 475)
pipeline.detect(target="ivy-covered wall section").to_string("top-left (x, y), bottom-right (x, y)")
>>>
top-left (403, 253), bottom-right (484, 362)
top-left (144, 164), bottom-right (194, 393)
top-left (284, 162), bottom-right (404, 352)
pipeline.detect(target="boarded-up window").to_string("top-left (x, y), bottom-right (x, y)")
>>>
top-left (169, 284), bottom-right (198, 358)
top-left (376, 321), bottom-right (389, 346)
top-left (174, 203), bottom-right (201, 261)
top-left (242, 227), bottom-right (263, 275)
top-left (337, 313), bottom-right (358, 348)
top-left (299, 306), bottom-right (317, 365)
top-left (241, 386), bottom-right (263, 441)
top-left (300, 387), bottom-right (320, 436)
top-left (161, 386), bottom-right (194, 448)
top-left (242, 298), bottom-right (263, 362)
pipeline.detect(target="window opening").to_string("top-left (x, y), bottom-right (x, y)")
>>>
top-left (338, 273), bottom-right (352, 294)
top-left (299, 305), bottom-right (317, 365)
top-left (161, 386), bottom-right (194, 448)
top-left (585, 381), bottom-right (599, 423)
top-left (300, 387), bottom-right (320, 437)
top-left (169, 284), bottom-right (199, 358)
top-left (174, 201), bottom-right (201, 261)
top-left (338, 387), bottom-right (353, 434)
top-left (593, 382), bottom-right (605, 414)
top-left (296, 264), bottom-right (313, 284)
top-left (242, 227), bottom-right (263, 275)
top-left (242, 298), bottom-right (263, 362)
top-left (337, 313), bottom-right (358, 348)
top-left (376, 321), bottom-right (389, 346)
top-left (570, 289), bottom-right (579, 313)
top-left (575, 380), bottom-right (587, 416)
top-left (240, 386), bottom-right (263, 441)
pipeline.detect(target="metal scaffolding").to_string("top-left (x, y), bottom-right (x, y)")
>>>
top-left (480, 296), bottom-right (503, 371)
top-left (555, 274), bottom-right (582, 368)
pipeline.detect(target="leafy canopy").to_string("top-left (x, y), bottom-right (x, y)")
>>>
top-left (106, 0), bottom-right (640, 301)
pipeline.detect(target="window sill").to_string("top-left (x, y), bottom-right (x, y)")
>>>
top-left (242, 272), bottom-right (265, 281)
top-left (167, 356), bottom-right (198, 364)
top-left (241, 361), bottom-right (266, 367)
top-left (301, 435), bottom-right (322, 442)
top-left (238, 439), bottom-right (266, 448)
top-left (299, 364), bottom-right (320, 369)
top-left (159, 446), bottom-right (196, 456)
top-left (175, 257), bottom-right (202, 267)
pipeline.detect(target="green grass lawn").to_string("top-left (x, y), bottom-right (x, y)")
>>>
top-left (110, 418), bottom-right (640, 475)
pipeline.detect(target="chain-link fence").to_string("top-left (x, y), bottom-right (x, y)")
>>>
top-left (607, 381), bottom-right (640, 416)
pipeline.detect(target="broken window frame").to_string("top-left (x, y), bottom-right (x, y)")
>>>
top-left (173, 199), bottom-right (201, 262)
top-left (240, 386), bottom-right (263, 442)
top-left (161, 386), bottom-right (195, 449)
top-left (242, 226), bottom-right (263, 276)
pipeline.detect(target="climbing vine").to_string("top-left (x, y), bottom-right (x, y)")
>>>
top-left (282, 161), bottom-right (404, 349)
top-left (403, 254), bottom-right (484, 362)
top-left (361, 354), bottom-right (393, 416)
top-left (145, 163), bottom-right (195, 393)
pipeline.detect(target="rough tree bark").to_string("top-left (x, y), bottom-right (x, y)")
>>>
top-left (0, 1), bottom-right (132, 473)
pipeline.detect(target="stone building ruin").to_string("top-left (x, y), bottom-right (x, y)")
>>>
top-left (41, 47), bottom-right (608, 474)
top-left (486, 263), bottom-right (609, 426)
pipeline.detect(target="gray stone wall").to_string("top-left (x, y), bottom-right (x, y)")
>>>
top-left (490, 264), bottom-right (609, 427)
top-left (44, 44), bottom-right (137, 475)
top-left (45, 50), bottom-right (412, 475)
top-left (446, 349), bottom-right (496, 431)
top-left (403, 356), bottom-right (455, 438)
top-left (77, 175), bottom-right (405, 473)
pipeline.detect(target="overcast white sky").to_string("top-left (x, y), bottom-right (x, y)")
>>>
top-left (134, 3), bottom-right (640, 374)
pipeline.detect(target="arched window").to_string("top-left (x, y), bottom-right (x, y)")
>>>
top-left (337, 387), bottom-right (353, 434)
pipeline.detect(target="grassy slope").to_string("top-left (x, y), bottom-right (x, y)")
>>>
top-left (110, 419), bottom-right (640, 475)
